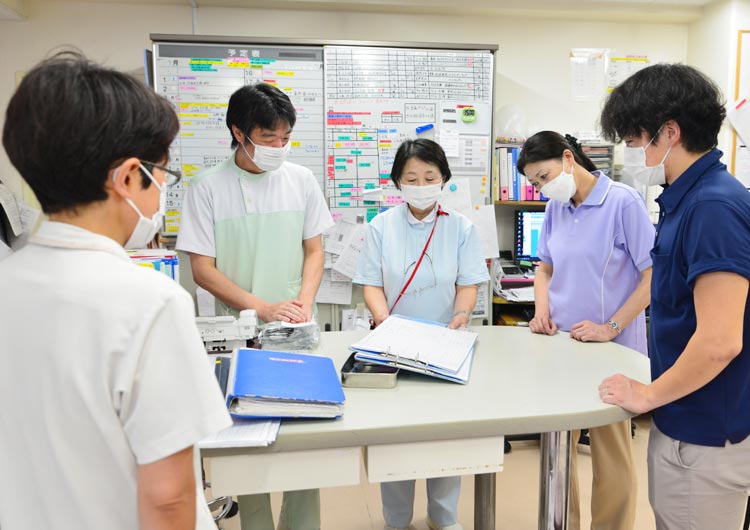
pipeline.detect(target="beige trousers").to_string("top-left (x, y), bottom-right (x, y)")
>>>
top-left (569, 420), bottom-right (637, 530)
top-left (238, 489), bottom-right (320, 530)
top-left (648, 423), bottom-right (750, 530)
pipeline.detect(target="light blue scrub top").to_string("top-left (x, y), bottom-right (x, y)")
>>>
top-left (353, 203), bottom-right (489, 325)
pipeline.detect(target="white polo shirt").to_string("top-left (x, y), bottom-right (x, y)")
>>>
top-left (176, 155), bottom-right (333, 317)
top-left (0, 221), bottom-right (231, 530)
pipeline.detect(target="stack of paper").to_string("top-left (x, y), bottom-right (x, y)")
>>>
top-left (349, 315), bottom-right (478, 384)
top-left (498, 286), bottom-right (535, 302)
top-left (317, 217), bottom-right (368, 305)
top-left (199, 419), bottom-right (281, 449)
top-left (227, 349), bottom-right (345, 419)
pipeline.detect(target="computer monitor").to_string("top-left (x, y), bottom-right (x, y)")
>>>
top-left (514, 210), bottom-right (546, 263)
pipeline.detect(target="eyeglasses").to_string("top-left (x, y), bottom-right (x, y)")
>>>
top-left (403, 252), bottom-right (437, 295)
top-left (141, 161), bottom-right (182, 187)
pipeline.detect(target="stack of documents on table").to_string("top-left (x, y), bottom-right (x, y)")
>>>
top-left (498, 286), bottom-right (535, 302)
top-left (226, 348), bottom-right (345, 419)
top-left (349, 315), bottom-right (478, 384)
top-left (199, 418), bottom-right (281, 449)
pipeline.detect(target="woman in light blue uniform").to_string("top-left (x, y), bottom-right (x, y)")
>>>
top-left (353, 139), bottom-right (489, 530)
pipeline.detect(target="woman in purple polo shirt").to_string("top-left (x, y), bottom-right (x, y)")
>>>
top-left (517, 131), bottom-right (655, 530)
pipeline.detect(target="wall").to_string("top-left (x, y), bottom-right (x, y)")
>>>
top-left (0, 0), bottom-right (193, 198)
top-left (688, 0), bottom-right (737, 157)
top-left (0, 1), bottom-right (689, 198)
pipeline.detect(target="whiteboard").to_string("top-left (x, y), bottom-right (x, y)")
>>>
top-left (324, 46), bottom-right (494, 222)
top-left (152, 37), bottom-right (496, 233)
top-left (153, 42), bottom-right (325, 235)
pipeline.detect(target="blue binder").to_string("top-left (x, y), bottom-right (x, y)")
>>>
top-left (226, 348), bottom-right (345, 419)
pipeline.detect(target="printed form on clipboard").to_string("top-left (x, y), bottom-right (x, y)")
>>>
top-left (349, 315), bottom-right (478, 384)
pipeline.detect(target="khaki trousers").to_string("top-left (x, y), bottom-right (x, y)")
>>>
top-left (238, 489), bottom-right (320, 530)
top-left (648, 423), bottom-right (750, 530)
top-left (569, 420), bottom-right (637, 530)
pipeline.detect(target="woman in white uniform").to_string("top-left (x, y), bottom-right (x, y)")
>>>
top-left (354, 139), bottom-right (489, 530)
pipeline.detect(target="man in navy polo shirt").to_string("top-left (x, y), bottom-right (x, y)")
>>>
top-left (598, 63), bottom-right (750, 530)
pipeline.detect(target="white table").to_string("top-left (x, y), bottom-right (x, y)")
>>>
top-left (203, 326), bottom-right (650, 530)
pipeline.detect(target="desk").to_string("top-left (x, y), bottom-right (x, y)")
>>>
top-left (203, 326), bottom-right (650, 530)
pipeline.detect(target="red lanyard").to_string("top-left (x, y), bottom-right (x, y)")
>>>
top-left (389, 206), bottom-right (449, 314)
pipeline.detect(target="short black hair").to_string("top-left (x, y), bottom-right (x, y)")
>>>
top-left (2, 51), bottom-right (178, 214)
top-left (600, 63), bottom-right (725, 153)
top-left (517, 131), bottom-right (597, 177)
top-left (226, 83), bottom-right (297, 148)
top-left (390, 139), bottom-right (452, 188)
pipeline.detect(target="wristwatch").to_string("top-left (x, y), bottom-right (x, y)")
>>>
top-left (607, 320), bottom-right (623, 335)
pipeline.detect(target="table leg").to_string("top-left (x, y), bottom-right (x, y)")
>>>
top-left (474, 472), bottom-right (496, 530)
top-left (538, 431), bottom-right (572, 530)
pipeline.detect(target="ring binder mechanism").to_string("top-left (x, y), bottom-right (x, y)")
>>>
top-left (349, 315), bottom-right (478, 384)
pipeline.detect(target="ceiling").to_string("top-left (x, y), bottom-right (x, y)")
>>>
top-left (0, 0), bottom-right (717, 22)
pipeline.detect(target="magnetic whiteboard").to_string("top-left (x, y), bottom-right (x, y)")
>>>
top-left (152, 37), bottom-right (496, 233)
top-left (153, 42), bottom-right (324, 235)
top-left (324, 45), bottom-right (494, 222)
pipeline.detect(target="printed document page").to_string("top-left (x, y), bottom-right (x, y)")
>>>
top-left (199, 418), bottom-right (281, 449)
top-left (350, 315), bottom-right (477, 373)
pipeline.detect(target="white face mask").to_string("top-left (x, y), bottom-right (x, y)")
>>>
top-left (120, 164), bottom-right (166, 250)
top-left (540, 156), bottom-right (577, 203)
top-left (241, 135), bottom-right (291, 172)
top-left (622, 129), bottom-right (672, 187)
top-left (401, 183), bottom-right (442, 211)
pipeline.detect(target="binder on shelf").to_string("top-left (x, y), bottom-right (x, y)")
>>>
top-left (226, 348), bottom-right (345, 419)
top-left (349, 315), bottom-right (478, 384)
top-left (511, 148), bottom-right (520, 201)
top-left (499, 147), bottom-right (509, 201)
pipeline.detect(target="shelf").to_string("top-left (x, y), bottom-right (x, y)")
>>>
top-left (493, 296), bottom-right (534, 305)
top-left (495, 201), bottom-right (546, 206)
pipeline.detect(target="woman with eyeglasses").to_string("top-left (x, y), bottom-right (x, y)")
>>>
top-left (517, 131), bottom-right (655, 530)
top-left (353, 138), bottom-right (489, 530)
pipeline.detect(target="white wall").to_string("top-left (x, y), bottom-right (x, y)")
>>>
top-left (0, 0), bottom-right (193, 198)
top-left (196, 7), bottom-right (687, 134)
top-left (688, 0), bottom-right (737, 157)
top-left (0, 1), bottom-right (689, 199)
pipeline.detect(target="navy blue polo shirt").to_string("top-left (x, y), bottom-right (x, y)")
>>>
top-left (651, 149), bottom-right (750, 447)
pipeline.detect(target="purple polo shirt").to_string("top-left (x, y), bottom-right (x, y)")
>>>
top-left (537, 172), bottom-right (655, 355)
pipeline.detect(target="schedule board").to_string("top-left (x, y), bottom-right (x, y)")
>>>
top-left (324, 45), bottom-right (493, 222)
top-left (152, 37), bottom-right (496, 232)
top-left (153, 42), bottom-right (324, 234)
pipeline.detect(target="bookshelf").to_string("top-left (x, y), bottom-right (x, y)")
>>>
top-left (496, 200), bottom-right (546, 206)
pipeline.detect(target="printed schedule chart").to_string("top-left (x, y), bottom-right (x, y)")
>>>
top-left (154, 43), bottom-right (324, 234)
top-left (324, 46), bottom-right (493, 220)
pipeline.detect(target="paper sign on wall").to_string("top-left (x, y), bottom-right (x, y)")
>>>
top-left (438, 129), bottom-right (460, 157)
top-left (316, 270), bottom-right (353, 305)
top-left (729, 98), bottom-right (750, 147)
top-left (607, 56), bottom-right (649, 93)
top-left (468, 205), bottom-right (500, 260)
top-left (570, 48), bottom-right (608, 101)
